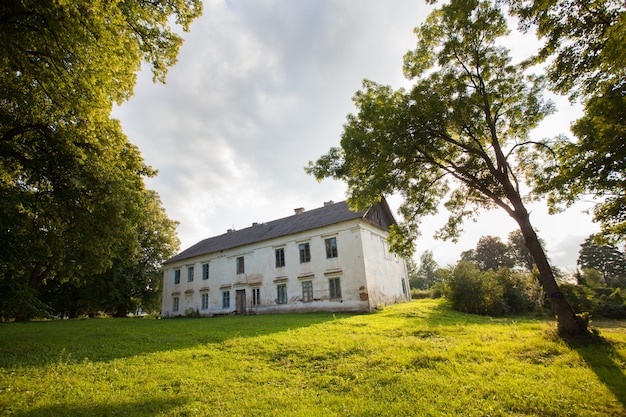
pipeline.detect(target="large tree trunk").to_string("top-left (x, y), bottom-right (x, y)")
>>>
top-left (512, 208), bottom-right (587, 334)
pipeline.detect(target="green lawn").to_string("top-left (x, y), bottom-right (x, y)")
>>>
top-left (1, 299), bottom-right (625, 416)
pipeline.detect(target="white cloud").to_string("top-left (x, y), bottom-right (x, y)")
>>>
top-left (113, 0), bottom-right (598, 270)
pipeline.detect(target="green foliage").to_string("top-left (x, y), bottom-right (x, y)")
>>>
top-left (560, 284), bottom-right (626, 319)
top-left (461, 235), bottom-right (515, 271)
top-left (444, 261), bottom-right (546, 316)
top-left (1, 300), bottom-right (625, 416)
top-left (307, 0), bottom-right (554, 255)
top-left (507, 229), bottom-right (537, 271)
top-left (577, 235), bottom-right (626, 288)
top-left (410, 250), bottom-right (441, 289)
top-left (305, 0), bottom-right (586, 333)
top-left (508, 0), bottom-right (624, 99)
top-left (461, 231), bottom-right (548, 273)
top-left (509, 0), bottom-right (626, 241)
top-left (0, 1), bottom-right (195, 319)
top-left (445, 261), bottom-right (507, 315)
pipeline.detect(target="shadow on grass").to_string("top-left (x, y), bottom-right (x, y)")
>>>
top-left (10, 396), bottom-right (187, 417)
top-left (0, 312), bottom-right (345, 369)
top-left (568, 337), bottom-right (626, 409)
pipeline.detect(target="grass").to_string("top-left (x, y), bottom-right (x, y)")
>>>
top-left (1, 299), bottom-right (625, 416)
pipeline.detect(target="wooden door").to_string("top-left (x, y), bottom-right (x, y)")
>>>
top-left (235, 290), bottom-right (247, 315)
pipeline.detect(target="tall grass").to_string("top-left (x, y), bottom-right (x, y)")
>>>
top-left (1, 299), bottom-right (625, 416)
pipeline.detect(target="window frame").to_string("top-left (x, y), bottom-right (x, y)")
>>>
top-left (299, 242), bottom-right (311, 263)
top-left (187, 266), bottom-right (194, 282)
top-left (325, 237), bottom-right (338, 258)
top-left (302, 280), bottom-right (313, 303)
top-left (329, 278), bottom-right (341, 299)
top-left (222, 291), bottom-right (230, 309)
top-left (174, 269), bottom-right (181, 285)
top-left (202, 263), bottom-right (210, 280)
top-left (173, 296), bottom-right (179, 312)
top-left (275, 248), bottom-right (285, 268)
top-left (236, 256), bottom-right (245, 274)
top-left (252, 287), bottom-right (261, 306)
top-left (201, 293), bottom-right (209, 310)
top-left (277, 284), bottom-right (287, 304)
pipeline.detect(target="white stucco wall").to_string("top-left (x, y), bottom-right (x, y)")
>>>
top-left (161, 218), bottom-right (409, 317)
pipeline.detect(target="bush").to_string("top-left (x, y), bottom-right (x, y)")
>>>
top-left (446, 261), bottom-right (507, 316)
top-left (443, 262), bottom-right (548, 317)
top-left (600, 288), bottom-right (626, 319)
top-left (496, 268), bottom-right (546, 314)
top-left (410, 285), bottom-right (445, 300)
top-left (560, 284), bottom-right (626, 319)
top-left (411, 288), bottom-right (431, 299)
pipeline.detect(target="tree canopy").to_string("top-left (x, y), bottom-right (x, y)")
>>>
top-left (307, 0), bottom-right (585, 333)
top-left (461, 236), bottom-right (515, 272)
top-left (577, 235), bottom-right (626, 288)
top-left (0, 0), bottom-right (199, 319)
top-left (412, 250), bottom-right (441, 290)
top-left (508, 0), bottom-right (626, 241)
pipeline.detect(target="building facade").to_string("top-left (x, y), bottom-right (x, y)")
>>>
top-left (161, 199), bottom-right (410, 316)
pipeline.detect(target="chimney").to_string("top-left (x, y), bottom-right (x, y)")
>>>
top-left (227, 228), bottom-right (235, 233)
top-left (252, 222), bottom-right (259, 226)
top-left (294, 207), bottom-right (305, 215)
top-left (324, 200), bottom-right (334, 206)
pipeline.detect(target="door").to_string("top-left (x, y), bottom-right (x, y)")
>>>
top-left (235, 290), bottom-right (247, 315)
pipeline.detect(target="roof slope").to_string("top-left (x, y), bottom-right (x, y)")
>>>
top-left (165, 199), bottom-right (396, 264)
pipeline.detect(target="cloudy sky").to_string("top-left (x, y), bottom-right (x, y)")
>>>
top-left (112, 0), bottom-right (598, 270)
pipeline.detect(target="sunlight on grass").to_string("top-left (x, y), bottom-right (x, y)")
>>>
top-left (1, 299), bottom-right (625, 416)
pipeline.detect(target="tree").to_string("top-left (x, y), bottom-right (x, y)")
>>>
top-left (412, 250), bottom-right (440, 289)
top-left (461, 236), bottom-right (515, 271)
top-left (507, 230), bottom-right (537, 271)
top-left (39, 190), bottom-right (180, 318)
top-left (577, 235), bottom-right (626, 288)
top-left (508, 0), bottom-right (626, 241)
top-left (307, 0), bottom-right (586, 333)
top-left (0, 0), bottom-right (200, 319)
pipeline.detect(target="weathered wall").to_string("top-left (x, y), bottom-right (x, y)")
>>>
top-left (161, 218), bottom-right (409, 317)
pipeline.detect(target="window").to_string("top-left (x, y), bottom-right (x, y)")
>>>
top-left (277, 284), bottom-right (287, 304)
top-left (325, 237), bottom-right (338, 258)
top-left (174, 270), bottom-right (181, 285)
top-left (202, 263), bottom-right (210, 280)
top-left (252, 288), bottom-right (261, 306)
top-left (299, 243), bottom-right (311, 263)
top-left (222, 291), bottom-right (230, 309)
top-left (329, 278), bottom-right (341, 299)
top-left (187, 266), bottom-right (194, 282)
top-left (275, 248), bottom-right (285, 267)
top-left (402, 278), bottom-right (407, 296)
top-left (236, 256), bottom-right (245, 274)
top-left (302, 281), bottom-right (313, 303)
top-left (173, 296), bottom-right (179, 312)
top-left (382, 239), bottom-right (391, 260)
top-left (201, 293), bottom-right (209, 310)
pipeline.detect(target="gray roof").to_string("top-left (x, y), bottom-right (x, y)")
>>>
top-left (165, 199), bottom-right (396, 264)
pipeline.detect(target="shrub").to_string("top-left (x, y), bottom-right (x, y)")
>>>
top-left (560, 284), bottom-right (626, 319)
top-left (601, 288), bottom-right (626, 319)
top-left (446, 261), bottom-right (507, 316)
top-left (411, 288), bottom-right (431, 299)
top-left (443, 262), bottom-right (548, 317)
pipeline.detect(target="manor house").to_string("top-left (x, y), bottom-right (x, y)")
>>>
top-left (161, 198), bottom-right (410, 316)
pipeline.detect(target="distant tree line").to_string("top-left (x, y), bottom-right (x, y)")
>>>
top-left (411, 233), bottom-right (626, 319)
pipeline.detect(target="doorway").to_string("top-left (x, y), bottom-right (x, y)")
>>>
top-left (235, 289), bottom-right (247, 315)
